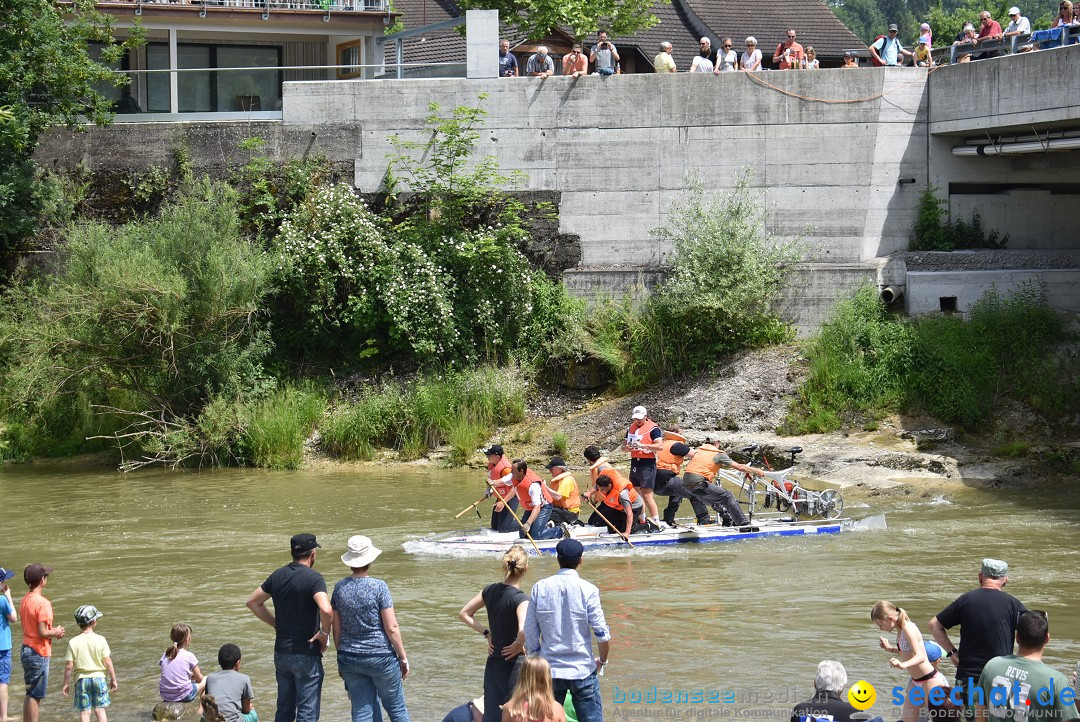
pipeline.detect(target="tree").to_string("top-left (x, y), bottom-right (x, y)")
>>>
top-left (0, 0), bottom-right (140, 275)
top-left (829, 0), bottom-right (887, 42)
top-left (453, 0), bottom-right (663, 41)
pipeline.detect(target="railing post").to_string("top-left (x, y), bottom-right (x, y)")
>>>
top-left (396, 38), bottom-right (403, 79)
top-left (169, 28), bottom-right (179, 114)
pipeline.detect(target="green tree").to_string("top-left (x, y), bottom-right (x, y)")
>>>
top-left (830, 0), bottom-right (888, 42)
top-left (0, 0), bottom-right (139, 275)
top-left (453, 0), bottom-right (663, 41)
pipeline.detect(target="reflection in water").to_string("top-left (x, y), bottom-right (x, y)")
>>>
top-left (1, 465), bottom-right (1078, 720)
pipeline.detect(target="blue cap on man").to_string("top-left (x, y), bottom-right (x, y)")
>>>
top-left (555, 538), bottom-right (584, 561)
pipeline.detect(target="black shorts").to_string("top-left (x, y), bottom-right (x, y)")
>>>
top-left (629, 460), bottom-right (657, 490)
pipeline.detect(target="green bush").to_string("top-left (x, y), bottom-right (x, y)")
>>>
top-left (551, 431), bottom-right (568, 457)
top-left (320, 365), bottom-right (528, 463)
top-left (910, 185), bottom-right (1008, 251)
top-left (240, 385), bottom-right (326, 470)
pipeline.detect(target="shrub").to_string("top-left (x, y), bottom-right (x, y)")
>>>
top-left (240, 385), bottom-right (326, 470)
top-left (910, 185), bottom-right (1008, 251)
top-left (551, 431), bottom-right (568, 457)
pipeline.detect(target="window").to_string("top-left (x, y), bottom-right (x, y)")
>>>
top-left (146, 43), bottom-right (283, 112)
top-left (337, 39), bottom-right (364, 79)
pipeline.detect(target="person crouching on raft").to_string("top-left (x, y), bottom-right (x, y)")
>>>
top-left (544, 457), bottom-right (581, 526)
top-left (510, 460), bottom-right (563, 541)
top-left (591, 472), bottom-right (647, 539)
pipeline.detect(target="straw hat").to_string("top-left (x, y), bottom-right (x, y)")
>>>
top-left (341, 535), bottom-right (382, 568)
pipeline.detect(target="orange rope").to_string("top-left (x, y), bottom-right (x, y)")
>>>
top-left (742, 65), bottom-right (942, 104)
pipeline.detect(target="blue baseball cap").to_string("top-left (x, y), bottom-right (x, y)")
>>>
top-left (924, 640), bottom-right (944, 662)
top-left (0, 567), bottom-right (14, 583)
top-left (555, 539), bottom-right (584, 561)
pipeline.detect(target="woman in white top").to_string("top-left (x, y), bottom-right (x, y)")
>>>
top-left (689, 53), bottom-right (715, 73)
top-left (801, 46), bottom-right (820, 68)
top-left (740, 37), bottom-right (762, 70)
top-left (714, 37), bottom-right (738, 72)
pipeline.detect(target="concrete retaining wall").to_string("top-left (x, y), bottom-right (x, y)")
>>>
top-left (906, 269), bottom-right (1080, 315)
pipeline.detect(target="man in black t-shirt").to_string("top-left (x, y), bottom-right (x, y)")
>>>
top-left (929, 558), bottom-right (1027, 694)
top-left (246, 533), bottom-right (332, 722)
top-left (790, 660), bottom-right (858, 722)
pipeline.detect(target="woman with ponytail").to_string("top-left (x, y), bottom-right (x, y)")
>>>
top-left (871, 600), bottom-right (948, 722)
top-left (459, 546), bottom-right (531, 722)
top-left (501, 656), bottom-right (565, 722)
top-left (159, 623), bottom-right (205, 703)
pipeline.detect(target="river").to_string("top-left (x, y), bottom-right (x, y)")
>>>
top-left (1, 464), bottom-right (1078, 721)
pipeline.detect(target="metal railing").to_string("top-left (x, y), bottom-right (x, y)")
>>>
top-left (121, 0), bottom-right (389, 14)
top-left (933, 25), bottom-right (1080, 64)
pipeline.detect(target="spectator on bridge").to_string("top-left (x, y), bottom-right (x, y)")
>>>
top-left (801, 46), bottom-right (819, 68)
top-left (690, 38), bottom-right (716, 73)
top-left (1051, 0), bottom-right (1078, 28)
top-left (773, 29), bottom-right (805, 69)
top-left (1004, 7), bottom-right (1031, 37)
top-left (953, 23), bottom-right (978, 62)
top-left (975, 10), bottom-right (1004, 58)
top-left (526, 47), bottom-right (554, 78)
top-left (715, 38), bottom-right (738, 72)
top-left (589, 31), bottom-right (619, 76)
top-left (842, 51), bottom-right (859, 67)
top-left (919, 21), bottom-right (933, 44)
top-left (740, 38), bottom-right (762, 71)
top-left (499, 39), bottom-right (519, 78)
top-left (914, 35), bottom-right (934, 66)
top-left (869, 24), bottom-right (913, 65)
top-left (653, 42), bottom-right (677, 73)
top-left (562, 43), bottom-right (588, 78)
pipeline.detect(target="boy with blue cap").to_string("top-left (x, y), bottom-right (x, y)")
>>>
top-left (0, 566), bottom-right (17, 722)
top-left (62, 605), bottom-right (117, 722)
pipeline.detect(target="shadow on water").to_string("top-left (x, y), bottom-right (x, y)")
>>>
top-left (1, 464), bottom-right (1077, 720)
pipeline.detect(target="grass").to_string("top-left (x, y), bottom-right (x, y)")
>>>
top-left (551, 431), bottom-right (568, 457)
top-left (320, 365), bottom-right (528, 464)
top-left (242, 385), bottom-right (326, 470)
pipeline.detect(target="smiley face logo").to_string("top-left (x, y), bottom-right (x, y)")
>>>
top-left (847, 680), bottom-right (877, 710)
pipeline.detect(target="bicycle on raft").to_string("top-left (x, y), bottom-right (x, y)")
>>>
top-left (723, 444), bottom-right (845, 521)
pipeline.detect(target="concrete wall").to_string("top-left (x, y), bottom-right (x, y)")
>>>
top-left (284, 69), bottom-right (929, 265)
top-left (907, 269), bottom-right (1080, 315)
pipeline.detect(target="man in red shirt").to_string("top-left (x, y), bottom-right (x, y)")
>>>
top-left (20, 564), bottom-right (65, 722)
top-left (976, 11), bottom-right (1004, 58)
top-left (772, 29), bottom-right (805, 69)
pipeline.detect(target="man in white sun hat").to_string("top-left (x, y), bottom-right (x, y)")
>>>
top-left (1004, 6), bottom-right (1031, 36)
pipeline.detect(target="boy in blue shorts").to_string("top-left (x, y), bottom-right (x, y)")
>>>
top-left (0, 566), bottom-right (18, 722)
top-left (61, 605), bottom-right (117, 722)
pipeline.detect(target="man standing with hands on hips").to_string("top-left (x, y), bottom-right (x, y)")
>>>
top-left (247, 534), bottom-right (333, 722)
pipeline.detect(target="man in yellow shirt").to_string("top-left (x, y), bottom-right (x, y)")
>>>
top-left (544, 457), bottom-right (581, 526)
top-left (653, 42), bottom-right (677, 73)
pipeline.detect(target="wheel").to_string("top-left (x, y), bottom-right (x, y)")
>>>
top-left (816, 489), bottom-right (844, 519)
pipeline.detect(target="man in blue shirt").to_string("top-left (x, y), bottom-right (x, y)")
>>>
top-left (498, 39), bottom-right (518, 77)
top-left (870, 24), bottom-right (913, 66)
top-left (524, 539), bottom-right (610, 722)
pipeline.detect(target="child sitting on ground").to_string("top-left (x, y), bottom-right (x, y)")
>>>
top-left (61, 605), bottom-right (118, 722)
top-left (160, 624), bottom-right (205, 706)
top-left (202, 644), bottom-right (257, 722)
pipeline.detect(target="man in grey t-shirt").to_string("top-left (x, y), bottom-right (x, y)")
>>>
top-left (526, 47), bottom-right (555, 77)
top-left (590, 31), bottom-right (620, 75)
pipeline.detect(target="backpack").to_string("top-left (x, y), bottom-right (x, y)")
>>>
top-left (869, 34), bottom-right (887, 65)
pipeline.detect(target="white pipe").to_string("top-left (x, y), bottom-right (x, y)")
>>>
top-left (951, 136), bottom-right (1080, 156)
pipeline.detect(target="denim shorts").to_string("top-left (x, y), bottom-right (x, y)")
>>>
top-left (176, 681), bottom-right (199, 703)
top-left (21, 646), bottom-right (50, 700)
top-left (74, 677), bottom-right (111, 711)
top-left (0, 649), bottom-right (10, 685)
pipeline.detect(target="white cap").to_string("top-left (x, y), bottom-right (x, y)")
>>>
top-left (1008, 6), bottom-right (1020, 14)
top-left (631, 405), bottom-right (647, 420)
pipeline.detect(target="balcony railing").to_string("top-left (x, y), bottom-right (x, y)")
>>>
top-left (115, 0), bottom-right (389, 13)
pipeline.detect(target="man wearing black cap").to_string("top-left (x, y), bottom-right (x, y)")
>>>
top-left (544, 457), bottom-right (581, 526)
top-left (524, 539), bottom-right (610, 722)
top-left (246, 534), bottom-right (332, 722)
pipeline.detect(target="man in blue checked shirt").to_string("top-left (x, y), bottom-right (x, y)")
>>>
top-left (524, 539), bottom-right (610, 722)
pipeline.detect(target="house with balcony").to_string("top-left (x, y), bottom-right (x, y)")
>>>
top-left (93, 0), bottom-right (399, 119)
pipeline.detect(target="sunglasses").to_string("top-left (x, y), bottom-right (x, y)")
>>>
top-left (723, 45), bottom-right (732, 48)
top-left (1022, 609), bottom-right (1048, 622)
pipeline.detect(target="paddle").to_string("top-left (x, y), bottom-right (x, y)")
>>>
top-left (582, 496), bottom-right (634, 547)
top-left (454, 493), bottom-right (490, 519)
top-left (486, 481), bottom-right (543, 555)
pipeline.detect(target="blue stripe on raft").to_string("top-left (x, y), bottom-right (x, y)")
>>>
top-left (532, 524), bottom-right (844, 554)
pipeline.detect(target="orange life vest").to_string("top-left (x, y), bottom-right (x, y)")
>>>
top-left (549, 471), bottom-right (581, 512)
top-left (597, 471), bottom-right (640, 511)
top-left (589, 457), bottom-right (628, 486)
top-left (515, 469), bottom-right (554, 511)
top-left (656, 437), bottom-right (689, 474)
top-left (488, 456), bottom-right (514, 498)
top-left (683, 444), bottom-right (722, 481)
top-left (626, 419), bottom-right (659, 459)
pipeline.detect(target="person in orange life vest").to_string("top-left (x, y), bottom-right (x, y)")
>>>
top-left (582, 446), bottom-right (650, 532)
top-left (681, 441), bottom-right (763, 526)
top-left (485, 445), bottom-right (520, 533)
top-left (543, 457), bottom-right (581, 527)
top-left (511, 460), bottom-right (563, 540)
top-left (591, 472), bottom-right (646, 539)
top-left (622, 405), bottom-right (665, 527)
top-left (652, 427), bottom-right (713, 526)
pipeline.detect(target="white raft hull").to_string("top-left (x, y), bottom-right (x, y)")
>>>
top-left (424, 514), bottom-right (887, 555)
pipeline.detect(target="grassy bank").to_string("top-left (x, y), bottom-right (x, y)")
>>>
top-left (782, 284), bottom-right (1079, 436)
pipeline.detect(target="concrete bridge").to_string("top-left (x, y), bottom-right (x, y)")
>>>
top-left (38, 44), bottom-right (1080, 331)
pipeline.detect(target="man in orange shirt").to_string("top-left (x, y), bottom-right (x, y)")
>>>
top-left (20, 564), bottom-right (65, 722)
top-left (562, 43), bottom-right (588, 78)
top-left (773, 29), bottom-right (805, 69)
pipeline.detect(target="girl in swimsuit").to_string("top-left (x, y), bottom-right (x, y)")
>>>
top-left (501, 656), bottom-right (566, 722)
top-left (871, 600), bottom-right (948, 722)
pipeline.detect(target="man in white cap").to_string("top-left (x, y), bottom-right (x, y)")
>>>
top-left (1004, 6), bottom-right (1031, 37)
top-left (246, 534), bottom-right (332, 722)
top-left (929, 558), bottom-right (1027, 699)
top-left (623, 405), bottom-right (664, 529)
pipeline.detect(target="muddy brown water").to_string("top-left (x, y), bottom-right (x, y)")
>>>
top-left (2, 464), bottom-right (1078, 721)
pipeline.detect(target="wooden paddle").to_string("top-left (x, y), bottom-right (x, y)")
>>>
top-left (582, 496), bottom-right (634, 547)
top-left (486, 481), bottom-right (543, 555)
top-left (454, 493), bottom-right (490, 519)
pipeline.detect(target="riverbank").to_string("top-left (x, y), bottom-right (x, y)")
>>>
top-left (342, 343), bottom-right (1080, 493)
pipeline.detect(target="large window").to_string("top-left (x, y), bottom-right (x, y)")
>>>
top-left (146, 43), bottom-right (282, 112)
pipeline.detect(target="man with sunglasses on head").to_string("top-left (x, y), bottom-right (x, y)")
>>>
top-left (929, 559), bottom-right (1027, 702)
top-left (976, 610), bottom-right (1078, 720)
